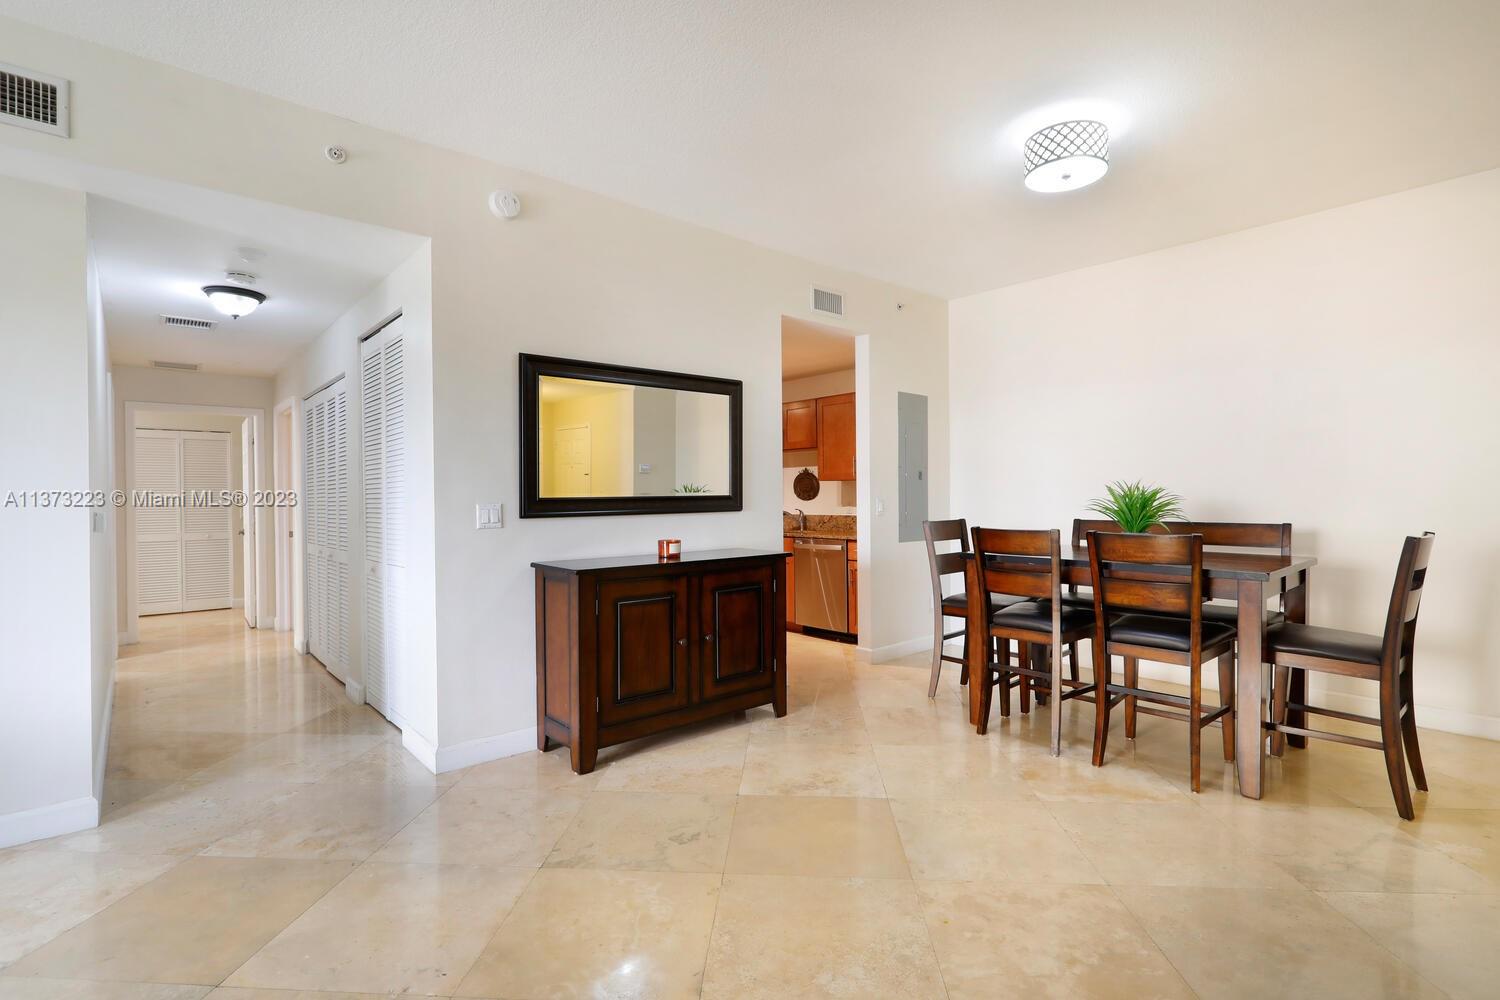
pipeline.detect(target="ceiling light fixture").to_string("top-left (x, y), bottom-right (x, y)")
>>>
top-left (1023, 120), bottom-right (1109, 193)
top-left (202, 284), bottom-right (266, 318)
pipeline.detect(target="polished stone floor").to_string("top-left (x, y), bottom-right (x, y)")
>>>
top-left (1, 610), bottom-right (1497, 998)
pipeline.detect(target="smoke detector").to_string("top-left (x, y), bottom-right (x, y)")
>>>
top-left (224, 270), bottom-right (258, 286)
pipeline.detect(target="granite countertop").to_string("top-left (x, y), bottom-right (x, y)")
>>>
top-left (783, 528), bottom-right (857, 541)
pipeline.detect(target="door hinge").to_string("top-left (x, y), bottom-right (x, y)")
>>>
top-left (595, 696), bottom-right (600, 712)
top-left (772, 579), bottom-right (777, 593)
top-left (594, 598), bottom-right (600, 616)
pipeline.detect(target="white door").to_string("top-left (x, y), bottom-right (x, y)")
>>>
top-left (360, 317), bottom-right (407, 721)
top-left (556, 425), bottom-right (591, 496)
top-left (303, 378), bottom-right (350, 680)
top-left (240, 418), bottom-right (256, 627)
top-left (135, 429), bottom-right (233, 615)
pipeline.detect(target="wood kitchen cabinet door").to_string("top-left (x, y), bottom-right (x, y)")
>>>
top-left (783, 399), bottom-right (818, 450)
top-left (596, 576), bottom-right (692, 725)
top-left (783, 536), bottom-right (797, 625)
top-left (816, 393), bottom-right (856, 481)
top-left (697, 566), bottom-right (776, 701)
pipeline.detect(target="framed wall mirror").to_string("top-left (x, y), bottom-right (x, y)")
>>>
top-left (519, 354), bottom-right (743, 517)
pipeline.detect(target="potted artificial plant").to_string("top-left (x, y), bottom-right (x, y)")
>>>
top-left (1086, 480), bottom-right (1185, 533)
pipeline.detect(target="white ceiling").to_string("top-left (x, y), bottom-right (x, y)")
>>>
top-left (89, 196), bottom-right (422, 376)
top-left (782, 317), bottom-right (854, 381)
top-left (6, 2), bottom-right (1500, 298)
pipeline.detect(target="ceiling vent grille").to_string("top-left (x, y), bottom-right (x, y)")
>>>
top-left (0, 62), bottom-right (70, 137)
top-left (811, 286), bottom-right (845, 317)
top-left (150, 360), bottom-right (201, 372)
top-left (160, 314), bottom-right (217, 331)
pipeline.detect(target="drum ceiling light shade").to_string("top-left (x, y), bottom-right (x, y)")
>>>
top-left (201, 285), bottom-right (266, 319)
top-left (1023, 120), bottom-right (1109, 193)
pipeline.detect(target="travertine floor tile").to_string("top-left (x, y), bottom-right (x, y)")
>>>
top-left (368, 785), bottom-right (584, 868)
top-left (546, 790), bottom-right (736, 872)
top-left (0, 981), bottom-right (209, 999)
top-left (456, 747), bottom-right (601, 792)
top-left (889, 798), bottom-right (1103, 884)
top-left (224, 862), bottom-right (530, 996)
top-left (738, 741), bottom-right (886, 796)
top-left (201, 779), bottom-right (439, 861)
top-left (456, 868), bottom-right (719, 1000)
top-left (725, 796), bottom-right (909, 878)
top-left (1115, 885), bottom-right (1443, 999)
top-left (4, 856), bottom-right (354, 985)
top-left (702, 875), bottom-right (946, 1000)
top-left (1321, 891), bottom-right (1500, 1000)
top-left (917, 881), bottom-right (1194, 999)
top-left (873, 742), bottom-right (1038, 801)
top-left (593, 738), bottom-right (747, 794)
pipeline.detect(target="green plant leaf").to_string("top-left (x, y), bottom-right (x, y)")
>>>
top-left (1086, 480), bottom-right (1186, 534)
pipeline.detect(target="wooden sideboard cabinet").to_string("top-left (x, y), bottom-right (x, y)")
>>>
top-left (533, 548), bottom-right (790, 773)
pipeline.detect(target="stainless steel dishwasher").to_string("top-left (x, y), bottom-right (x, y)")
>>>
top-left (793, 538), bottom-right (848, 633)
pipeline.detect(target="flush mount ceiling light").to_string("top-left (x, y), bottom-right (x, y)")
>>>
top-left (201, 283), bottom-right (266, 319)
top-left (1023, 120), bottom-right (1110, 193)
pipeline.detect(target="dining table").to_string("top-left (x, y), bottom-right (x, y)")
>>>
top-left (961, 545), bottom-right (1317, 799)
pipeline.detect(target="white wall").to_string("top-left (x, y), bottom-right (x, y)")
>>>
top-left (782, 369), bottom-right (858, 515)
top-left (111, 366), bottom-right (275, 640)
top-left (85, 244), bottom-right (117, 814)
top-left (274, 244), bottom-right (439, 753)
top-left (0, 177), bottom-right (97, 846)
top-left (0, 18), bottom-right (948, 775)
top-left (949, 167), bottom-right (1500, 738)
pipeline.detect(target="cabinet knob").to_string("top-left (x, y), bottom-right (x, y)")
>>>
top-left (677, 637), bottom-right (687, 647)
top-left (704, 633), bottom-right (714, 643)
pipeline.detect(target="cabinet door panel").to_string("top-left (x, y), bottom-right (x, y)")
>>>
top-left (698, 567), bottom-right (775, 700)
top-left (597, 576), bottom-right (691, 725)
top-left (816, 393), bottom-right (856, 481)
top-left (783, 399), bottom-right (818, 450)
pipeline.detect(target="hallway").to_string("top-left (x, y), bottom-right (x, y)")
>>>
top-left (0, 612), bottom-right (1497, 997)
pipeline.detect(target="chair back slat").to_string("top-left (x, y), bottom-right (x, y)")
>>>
top-left (971, 527), bottom-right (1061, 613)
top-left (933, 551), bottom-right (967, 577)
top-left (925, 519), bottom-right (968, 543)
top-left (1088, 530), bottom-right (1206, 622)
top-left (1383, 533), bottom-right (1436, 664)
top-left (923, 519), bottom-right (969, 613)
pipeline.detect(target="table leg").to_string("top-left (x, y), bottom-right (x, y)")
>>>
top-left (1283, 572), bottom-right (1309, 749)
top-left (1235, 579), bottom-right (1267, 799)
top-left (965, 556), bottom-right (988, 730)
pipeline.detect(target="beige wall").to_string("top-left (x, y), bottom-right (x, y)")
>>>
top-left (1, 17), bottom-right (948, 771)
top-left (949, 167), bottom-right (1500, 738)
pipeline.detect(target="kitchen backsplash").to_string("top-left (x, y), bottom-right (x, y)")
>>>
top-left (783, 512), bottom-right (856, 535)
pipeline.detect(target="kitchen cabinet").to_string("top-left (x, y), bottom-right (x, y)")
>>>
top-left (783, 536), bottom-right (797, 626)
top-left (816, 393), bottom-right (856, 481)
top-left (847, 541), bottom-right (858, 636)
top-left (533, 548), bottom-right (788, 773)
top-left (782, 399), bottom-right (818, 450)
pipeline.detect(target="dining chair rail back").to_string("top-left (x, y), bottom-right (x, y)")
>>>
top-left (1087, 530), bottom-right (1237, 792)
top-left (1264, 531), bottom-right (1435, 820)
top-left (971, 527), bottom-right (1096, 755)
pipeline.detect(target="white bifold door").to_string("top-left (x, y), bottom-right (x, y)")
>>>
top-left (360, 316), bottom-right (407, 722)
top-left (135, 429), bottom-right (234, 615)
top-left (303, 378), bottom-right (351, 681)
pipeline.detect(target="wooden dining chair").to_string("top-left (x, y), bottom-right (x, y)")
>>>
top-left (1264, 532), bottom-right (1435, 820)
top-left (1087, 531), bottom-right (1237, 792)
top-left (923, 519), bottom-right (1024, 698)
top-left (971, 527), bottom-right (1096, 756)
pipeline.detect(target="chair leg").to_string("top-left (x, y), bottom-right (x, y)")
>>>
top-left (1049, 642), bottom-right (1063, 757)
top-left (1287, 666), bottom-right (1308, 749)
top-left (976, 660), bottom-right (994, 736)
top-left (1123, 656), bottom-right (1138, 739)
top-left (1269, 665), bottom-right (1290, 758)
top-left (1092, 651), bottom-right (1112, 767)
top-left (1018, 642), bottom-right (1031, 715)
top-left (1188, 658), bottom-right (1203, 793)
top-left (927, 610), bottom-right (946, 699)
top-left (1400, 663), bottom-right (1428, 791)
top-left (997, 648), bottom-right (1012, 719)
top-left (1033, 643), bottom-right (1050, 707)
top-left (1218, 650), bottom-right (1236, 763)
top-left (1380, 678), bottom-right (1416, 820)
top-left (1068, 642), bottom-right (1080, 683)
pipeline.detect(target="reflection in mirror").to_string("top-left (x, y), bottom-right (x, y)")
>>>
top-left (537, 376), bottom-right (732, 498)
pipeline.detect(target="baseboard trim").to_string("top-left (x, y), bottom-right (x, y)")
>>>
top-left (0, 795), bottom-right (99, 850)
top-left (230, 598), bottom-right (244, 609)
top-left (433, 727), bottom-right (539, 774)
top-left (92, 670), bottom-right (116, 805)
top-left (343, 679), bottom-right (365, 705)
top-left (401, 727), bottom-right (439, 773)
top-left (870, 634), bottom-right (934, 663)
top-left (117, 631), bottom-right (135, 646)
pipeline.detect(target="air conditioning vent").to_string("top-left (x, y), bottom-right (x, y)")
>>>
top-left (150, 360), bottom-right (201, 372)
top-left (812, 286), bottom-right (845, 317)
top-left (0, 62), bottom-right (70, 138)
top-left (160, 314), bottom-right (217, 331)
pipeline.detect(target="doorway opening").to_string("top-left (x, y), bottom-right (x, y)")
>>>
top-left (780, 316), bottom-right (864, 648)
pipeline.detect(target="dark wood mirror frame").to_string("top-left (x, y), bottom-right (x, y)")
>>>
top-left (519, 354), bottom-right (744, 518)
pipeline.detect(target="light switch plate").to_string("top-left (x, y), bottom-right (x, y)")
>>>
top-left (475, 502), bottom-right (503, 529)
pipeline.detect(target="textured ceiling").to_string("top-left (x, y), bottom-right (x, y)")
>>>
top-left (5, 1), bottom-right (1500, 298)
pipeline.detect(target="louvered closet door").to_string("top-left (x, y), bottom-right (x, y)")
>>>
top-left (360, 316), bottom-right (407, 721)
top-left (303, 378), bottom-right (350, 681)
top-left (180, 431), bottom-right (234, 611)
top-left (135, 430), bottom-right (184, 615)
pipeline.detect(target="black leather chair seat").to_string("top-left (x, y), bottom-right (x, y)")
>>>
top-left (1109, 614), bottom-right (1235, 652)
top-left (990, 601), bottom-right (1094, 634)
top-left (1060, 592), bottom-right (1094, 608)
top-left (942, 592), bottom-right (1026, 614)
top-left (1265, 622), bottom-right (1383, 665)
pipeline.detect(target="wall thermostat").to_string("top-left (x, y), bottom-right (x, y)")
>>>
top-left (489, 190), bottom-right (522, 219)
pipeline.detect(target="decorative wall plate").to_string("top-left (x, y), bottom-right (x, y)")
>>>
top-left (793, 468), bottom-right (820, 501)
